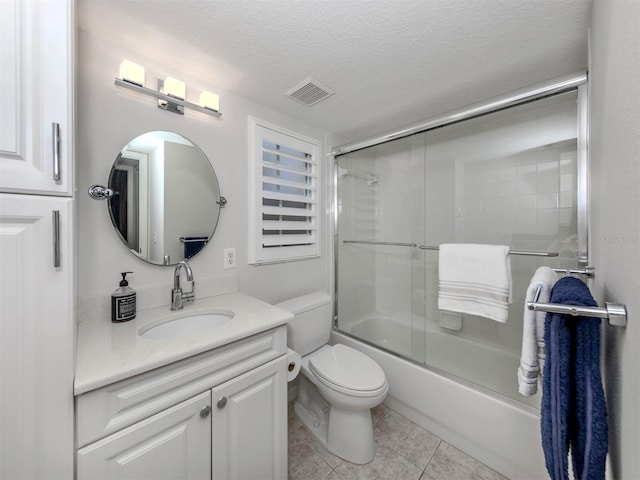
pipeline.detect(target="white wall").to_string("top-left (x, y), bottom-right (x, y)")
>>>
top-left (77, 28), bottom-right (333, 307)
top-left (590, 0), bottom-right (640, 478)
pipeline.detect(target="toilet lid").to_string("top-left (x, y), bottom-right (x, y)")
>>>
top-left (308, 344), bottom-right (386, 392)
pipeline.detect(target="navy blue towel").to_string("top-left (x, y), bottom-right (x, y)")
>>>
top-left (182, 236), bottom-right (208, 259)
top-left (541, 277), bottom-right (608, 480)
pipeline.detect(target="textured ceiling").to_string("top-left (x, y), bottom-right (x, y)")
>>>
top-left (79, 0), bottom-right (592, 142)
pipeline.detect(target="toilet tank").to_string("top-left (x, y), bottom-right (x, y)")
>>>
top-left (275, 292), bottom-right (332, 356)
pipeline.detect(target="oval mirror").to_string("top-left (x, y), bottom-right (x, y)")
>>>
top-left (107, 131), bottom-right (222, 266)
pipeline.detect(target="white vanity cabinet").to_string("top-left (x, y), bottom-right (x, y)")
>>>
top-left (76, 326), bottom-right (288, 480)
top-left (0, 0), bottom-right (73, 195)
top-left (211, 356), bottom-right (287, 479)
top-left (77, 391), bottom-right (213, 479)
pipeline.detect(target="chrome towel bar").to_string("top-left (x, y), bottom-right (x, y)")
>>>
top-left (417, 245), bottom-right (558, 257)
top-left (342, 240), bottom-right (417, 247)
top-left (528, 284), bottom-right (627, 327)
top-left (552, 266), bottom-right (595, 277)
top-left (342, 240), bottom-right (558, 257)
top-left (180, 236), bottom-right (209, 243)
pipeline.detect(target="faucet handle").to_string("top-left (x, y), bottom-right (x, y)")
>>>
top-left (183, 281), bottom-right (195, 302)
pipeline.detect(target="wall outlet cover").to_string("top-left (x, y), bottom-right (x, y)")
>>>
top-left (224, 248), bottom-right (237, 269)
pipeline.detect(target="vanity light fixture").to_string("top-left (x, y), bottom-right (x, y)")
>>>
top-left (199, 90), bottom-right (220, 112)
top-left (161, 76), bottom-right (186, 99)
top-left (114, 61), bottom-right (222, 119)
top-left (119, 60), bottom-right (145, 87)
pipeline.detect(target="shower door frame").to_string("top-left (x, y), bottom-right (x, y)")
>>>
top-left (331, 70), bottom-right (589, 335)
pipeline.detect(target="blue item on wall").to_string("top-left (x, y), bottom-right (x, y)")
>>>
top-left (181, 236), bottom-right (208, 259)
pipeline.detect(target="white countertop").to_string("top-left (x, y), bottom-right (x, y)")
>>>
top-left (75, 292), bottom-right (292, 395)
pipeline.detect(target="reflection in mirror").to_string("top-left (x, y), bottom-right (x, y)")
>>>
top-left (108, 131), bottom-right (221, 266)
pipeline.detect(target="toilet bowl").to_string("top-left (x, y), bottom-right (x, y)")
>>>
top-left (276, 293), bottom-right (388, 464)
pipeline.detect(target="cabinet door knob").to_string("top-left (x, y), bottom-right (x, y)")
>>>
top-left (200, 405), bottom-right (212, 418)
top-left (217, 397), bottom-right (227, 409)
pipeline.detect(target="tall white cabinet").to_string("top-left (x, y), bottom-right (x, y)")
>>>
top-left (0, 195), bottom-right (75, 478)
top-left (0, 0), bottom-right (75, 478)
top-left (0, 0), bottom-right (73, 195)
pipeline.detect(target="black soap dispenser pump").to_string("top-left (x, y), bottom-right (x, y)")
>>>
top-left (111, 271), bottom-right (136, 323)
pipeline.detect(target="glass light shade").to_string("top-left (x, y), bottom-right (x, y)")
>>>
top-left (199, 91), bottom-right (220, 111)
top-left (119, 60), bottom-right (145, 86)
top-left (163, 76), bottom-right (186, 100)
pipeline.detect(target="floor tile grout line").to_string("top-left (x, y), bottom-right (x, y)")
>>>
top-left (290, 403), bottom-right (505, 480)
top-left (421, 438), bottom-right (443, 477)
top-left (373, 406), bottom-right (444, 474)
top-left (376, 431), bottom-right (443, 475)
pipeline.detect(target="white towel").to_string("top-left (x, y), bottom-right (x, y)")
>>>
top-left (517, 266), bottom-right (558, 396)
top-left (438, 244), bottom-right (512, 323)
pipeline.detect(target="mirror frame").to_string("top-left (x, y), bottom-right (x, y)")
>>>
top-left (105, 130), bottom-right (224, 266)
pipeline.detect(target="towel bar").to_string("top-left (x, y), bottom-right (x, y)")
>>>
top-left (180, 236), bottom-right (209, 243)
top-left (552, 266), bottom-right (595, 277)
top-left (528, 284), bottom-right (627, 327)
top-left (418, 245), bottom-right (558, 257)
top-left (342, 240), bottom-right (558, 257)
top-left (342, 240), bottom-right (417, 247)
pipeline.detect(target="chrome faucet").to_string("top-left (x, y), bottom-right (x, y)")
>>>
top-left (170, 260), bottom-right (195, 310)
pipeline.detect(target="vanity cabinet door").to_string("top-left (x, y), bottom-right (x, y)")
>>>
top-left (77, 391), bottom-right (212, 480)
top-left (0, 194), bottom-right (74, 479)
top-left (211, 355), bottom-right (287, 480)
top-left (0, 0), bottom-right (73, 195)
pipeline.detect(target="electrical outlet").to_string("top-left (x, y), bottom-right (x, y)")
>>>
top-left (224, 248), bottom-right (236, 269)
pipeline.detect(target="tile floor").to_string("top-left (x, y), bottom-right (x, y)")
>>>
top-left (288, 402), bottom-right (509, 480)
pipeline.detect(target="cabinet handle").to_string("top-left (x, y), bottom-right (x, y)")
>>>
top-left (52, 122), bottom-right (61, 181)
top-left (200, 405), bottom-right (212, 418)
top-left (216, 397), bottom-right (227, 409)
top-left (51, 210), bottom-right (60, 268)
top-left (52, 210), bottom-right (60, 268)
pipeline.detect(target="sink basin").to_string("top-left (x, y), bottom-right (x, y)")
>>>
top-left (140, 312), bottom-right (234, 340)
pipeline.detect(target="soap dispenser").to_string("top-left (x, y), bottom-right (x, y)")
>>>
top-left (111, 272), bottom-right (136, 323)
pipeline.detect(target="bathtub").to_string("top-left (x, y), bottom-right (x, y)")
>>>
top-left (331, 323), bottom-right (548, 479)
top-left (348, 314), bottom-right (541, 410)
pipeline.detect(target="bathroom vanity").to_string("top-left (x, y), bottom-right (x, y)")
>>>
top-left (75, 293), bottom-right (292, 479)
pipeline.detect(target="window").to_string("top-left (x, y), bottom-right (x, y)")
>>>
top-left (249, 118), bottom-right (321, 264)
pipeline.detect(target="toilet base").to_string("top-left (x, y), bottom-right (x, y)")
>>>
top-left (294, 376), bottom-right (376, 465)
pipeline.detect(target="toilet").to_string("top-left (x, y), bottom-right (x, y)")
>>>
top-left (276, 292), bottom-right (388, 464)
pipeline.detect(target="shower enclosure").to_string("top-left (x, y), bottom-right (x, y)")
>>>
top-left (334, 77), bottom-right (587, 410)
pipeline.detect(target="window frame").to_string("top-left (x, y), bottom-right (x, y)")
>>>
top-left (248, 117), bottom-right (322, 265)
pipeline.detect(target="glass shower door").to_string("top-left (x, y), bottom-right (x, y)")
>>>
top-left (420, 90), bottom-right (581, 407)
top-left (335, 87), bottom-right (584, 408)
top-left (336, 134), bottom-right (426, 362)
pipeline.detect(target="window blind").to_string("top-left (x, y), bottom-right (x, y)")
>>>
top-left (249, 120), bottom-right (320, 264)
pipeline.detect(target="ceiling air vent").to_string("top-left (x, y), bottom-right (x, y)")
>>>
top-left (285, 77), bottom-right (335, 107)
